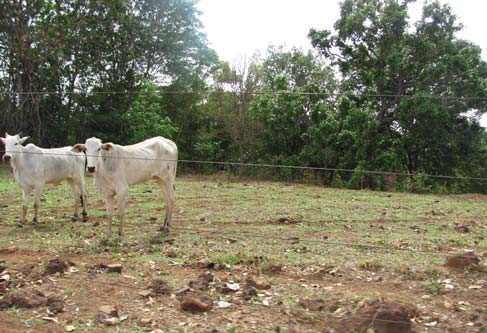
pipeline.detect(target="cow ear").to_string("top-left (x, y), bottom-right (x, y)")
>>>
top-left (18, 136), bottom-right (29, 144)
top-left (71, 144), bottom-right (86, 153)
top-left (101, 143), bottom-right (114, 151)
top-left (0, 137), bottom-right (5, 143)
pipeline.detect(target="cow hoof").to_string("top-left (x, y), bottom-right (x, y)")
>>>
top-left (82, 215), bottom-right (89, 222)
top-left (117, 235), bottom-right (123, 242)
top-left (100, 239), bottom-right (109, 247)
top-left (160, 225), bottom-right (170, 233)
top-left (17, 223), bottom-right (24, 228)
top-left (32, 219), bottom-right (38, 226)
top-left (70, 216), bottom-right (78, 223)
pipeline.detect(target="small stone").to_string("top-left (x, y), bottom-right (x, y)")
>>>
top-left (138, 317), bottom-right (153, 326)
top-left (98, 305), bottom-right (119, 317)
top-left (217, 300), bottom-right (232, 308)
top-left (65, 325), bottom-right (76, 332)
top-left (344, 300), bottom-right (416, 333)
top-left (45, 258), bottom-right (69, 275)
top-left (242, 286), bottom-right (258, 300)
top-left (105, 264), bottom-right (122, 273)
top-left (97, 305), bottom-right (120, 326)
top-left (454, 225), bottom-right (470, 233)
top-left (220, 282), bottom-right (240, 293)
top-left (138, 289), bottom-right (152, 298)
top-left (9, 290), bottom-right (46, 308)
top-left (149, 279), bottom-right (171, 295)
top-left (444, 251), bottom-right (481, 270)
top-left (175, 286), bottom-right (191, 296)
top-left (0, 298), bottom-right (12, 309)
top-left (180, 294), bottom-right (213, 312)
top-left (0, 246), bottom-right (16, 254)
top-left (47, 296), bottom-right (65, 314)
top-left (189, 272), bottom-right (213, 291)
top-left (246, 276), bottom-right (271, 290)
top-left (298, 298), bottom-right (326, 311)
top-left (166, 250), bottom-right (178, 258)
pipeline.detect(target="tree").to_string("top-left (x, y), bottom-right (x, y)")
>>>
top-left (206, 58), bottom-right (263, 175)
top-left (123, 83), bottom-right (178, 143)
top-left (0, 0), bottom-right (216, 146)
top-left (309, 0), bottom-right (487, 183)
top-left (250, 47), bottom-right (338, 180)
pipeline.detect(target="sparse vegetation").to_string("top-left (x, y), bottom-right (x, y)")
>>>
top-left (0, 171), bottom-right (486, 332)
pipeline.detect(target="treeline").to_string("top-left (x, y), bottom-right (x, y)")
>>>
top-left (1, 0), bottom-right (487, 193)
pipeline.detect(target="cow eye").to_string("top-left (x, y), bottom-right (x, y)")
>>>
top-left (14, 143), bottom-right (18, 146)
top-left (97, 148), bottom-right (100, 152)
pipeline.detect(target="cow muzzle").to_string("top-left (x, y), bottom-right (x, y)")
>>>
top-left (3, 155), bottom-right (11, 162)
top-left (87, 166), bottom-right (96, 173)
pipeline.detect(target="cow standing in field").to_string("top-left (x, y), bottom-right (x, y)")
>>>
top-left (1, 133), bottom-right (88, 226)
top-left (72, 137), bottom-right (177, 242)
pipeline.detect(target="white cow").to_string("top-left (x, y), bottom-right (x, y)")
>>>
top-left (72, 136), bottom-right (177, 242)
top-left (1, 133), bottom-right (88, 226)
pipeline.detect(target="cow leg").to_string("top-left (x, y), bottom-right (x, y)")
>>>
top-left (67, 180), bottom-right (80, 222)
top-left (103, 194), bottom-right (115, 243)
top-left (20, 188), bottom-right (31, 227)
top-left (157, 177), bottom-right (175, 231)
top-left (116, 191), bottom-right (128, 241)
top-left (32, 187), bottom-right (43, 226)
top-left (80, 183), bottom-right (89, 222)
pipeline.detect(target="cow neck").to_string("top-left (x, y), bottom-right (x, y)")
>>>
top-left (97, 148), bottom-right (116, 175)
top-left (9, 145), bottom-right (25, 170)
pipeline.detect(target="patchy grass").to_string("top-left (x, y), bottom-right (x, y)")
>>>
top-left (0, 170), bottom-right (486, 332)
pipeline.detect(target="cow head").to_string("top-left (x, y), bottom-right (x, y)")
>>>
top-left (1, 132), bottom-right (29, 163)
top-left (74, 137), bottom-right (114, 174)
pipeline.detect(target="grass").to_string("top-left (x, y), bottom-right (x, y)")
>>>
top-left (1, 169), bottom-right (487, 332)
top-left (1, 171), bottom-right (486, 266)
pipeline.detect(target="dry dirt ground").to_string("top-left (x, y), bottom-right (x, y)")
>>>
top-left (0, 172), bottom-right (486, 333)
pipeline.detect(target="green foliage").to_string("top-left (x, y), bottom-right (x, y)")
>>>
top-left (1, 0), bottom-right (487, 194)
top-left (123, 84), bottom-right (178, 143)
top-left (421, 281), bottom-right (444, 294)
top-left (397, 173), bottom-right (433, 193)
top-left (308, 0), bottom-right (487, 190)
top-left (0, 0), bottom-right (216, 145)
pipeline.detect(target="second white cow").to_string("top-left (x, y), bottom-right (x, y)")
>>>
top-left (73, 136), bottom-right (177, 242)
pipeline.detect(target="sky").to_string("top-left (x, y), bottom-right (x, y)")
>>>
top-left (197, 0), bottom-right (487, 62)
top-left (197, 0), bottom-right (487, 125)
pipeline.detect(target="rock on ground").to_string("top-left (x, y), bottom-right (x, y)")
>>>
top-left (245, 275), bottom-right (271, 290)
top-left (47, 296), bottom-right (65, 314)
top-left (45, 258), bottom-right (70, 275)
top-left (444, 251), bottom-right (481, 270)
top-left (9, 290), bottom-right (47, 308)
top-left (189, 272), bottom-right (214, 291)
top-left (149, 279), bottom-right (172, 295)
top-left (298, 298), bottom-right (326, 311)
top-left (345, 299), bottom-right (416, 333)
top-left (180, 293), bottom-right (213, 313)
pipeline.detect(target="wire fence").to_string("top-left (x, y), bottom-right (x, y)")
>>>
top-left (1, 89), bottom-right (487, 101)
top-left (0, 166), bottom-right (484, 332)
top-left (1, 150), bottom-right (487, 182)
top-left (0, 150), bottom-right (486, 258)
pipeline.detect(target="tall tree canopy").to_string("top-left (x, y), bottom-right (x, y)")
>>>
top-left (0, 0), bottom-right (216, 145)
top-left (309, 0), bottom-right (487, 187)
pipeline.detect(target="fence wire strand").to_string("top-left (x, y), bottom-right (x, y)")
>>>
top-left (1, 150), bottom-right (486, 182)
top-left (1, 89), bottom-right (487, 102)
top-left (0, 146), bottom-right (485, 332)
